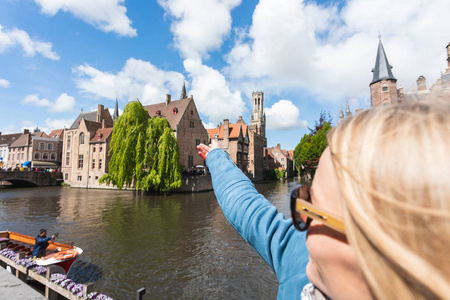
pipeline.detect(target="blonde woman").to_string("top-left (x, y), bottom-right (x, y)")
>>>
top-left (198, 98), bottom-right (450, 299)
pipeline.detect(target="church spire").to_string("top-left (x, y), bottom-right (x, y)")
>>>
top-left (180, 80), bottom-right (187, 99)
top-left (113, 95), bottom-right (119, 122)
top-left (371, 37), bottom-right (396, 84)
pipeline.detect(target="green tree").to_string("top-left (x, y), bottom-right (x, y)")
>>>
top-left (100, 101), bottom-right (182, 193)
top-left (294, 113), bottom-right (332, 177)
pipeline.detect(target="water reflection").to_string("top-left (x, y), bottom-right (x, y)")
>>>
top-left (0, 179), bottom-right (303, 299)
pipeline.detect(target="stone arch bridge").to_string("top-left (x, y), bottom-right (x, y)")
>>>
top-left (0, 171), bottom-right (63, 187)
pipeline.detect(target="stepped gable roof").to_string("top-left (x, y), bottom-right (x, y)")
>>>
top-left (143, 97), bottom-right (191, 131)
top-left (49, 129), bottom-right (64, 140)
top-left (9, 133), bottom-right (30, 148)
top-left (70, 111), bottom-right (98, 129)
top-left (90, 127), bottom-right (113, 143)
top-left (0, 133), bottom-right (23, 146)
top-left (371, 39), bottom-right (396, 84)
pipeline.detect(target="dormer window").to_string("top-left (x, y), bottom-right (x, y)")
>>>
top-left (155, 110), bottom-right (161, 116)
top-left (97, 133), bottom-right (103, 140)
top-left (190, 110), bottom-right (193, 115)
top-left (173, 108), bottom-right (178, 115)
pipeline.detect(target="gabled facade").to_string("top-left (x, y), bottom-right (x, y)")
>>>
top-left (62, 105), bottom-right (114, 188)
top-left (143, 95), bottom-right (209, 171)
top-left (207, 116), bottom-right (249, 171)
top-left (264, 144), bottom-right (294, 178)
top-left (0, 131), bottom-right (23, 169)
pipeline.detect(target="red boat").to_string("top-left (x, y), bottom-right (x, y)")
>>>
top-left (0, 231), bottom-right (83, 274)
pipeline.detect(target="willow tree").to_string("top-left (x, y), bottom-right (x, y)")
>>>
top-left (100, 101), bottom-right (182, 193)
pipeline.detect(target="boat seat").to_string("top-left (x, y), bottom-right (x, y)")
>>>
top-left (0, 237), bottom-right (9, 243)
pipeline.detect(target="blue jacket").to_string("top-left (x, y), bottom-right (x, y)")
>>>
top-left (32, 235), bottom-right (53, 258)
top-left (207, 148), bottom-right (310, 299)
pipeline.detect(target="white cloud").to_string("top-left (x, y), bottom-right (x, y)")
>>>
top-left (184, 58), bottom-right (246, 125)
top-left (44, 118), bottom-right (74, 131)
top-left (34, 0), bottom-right (136, 37)
top-left (0, 25), bottom-right (59, 60)
top-left (22, 94), bottom-right (51, 107)
top-left (49, 93), bottom-right (76, 113)
top-left (225, 0), bottom-right (450, 104)
top-left (0, 79), bottom-right (10, 88)
top-left (73, 58), bottom-right (184, 104)
top-left (22, 93), bottom-right (76, 112)
top-left (265, 100), bottom-right (307, 131)
top-left (158, 0), bottom-right (241, 59)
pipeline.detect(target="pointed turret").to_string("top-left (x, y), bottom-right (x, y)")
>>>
top-left (113, 96), bottom-right (119, 122)
top-left (346, 101), bottom-right (352, 117)
top-left (180, 80), bottom-right (187, 99)
top-left (371, 39), bottom-right (396, 84)
top-left (369, 38), bottom-right (399, 107)
top-left (338, 107), bottom-right (344, 124)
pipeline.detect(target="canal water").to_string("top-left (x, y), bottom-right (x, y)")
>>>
top-left (0, 179), bottom-right (303, 300)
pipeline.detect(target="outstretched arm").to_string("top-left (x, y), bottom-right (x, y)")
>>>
top-left (197, 143), bottom-right (309, 298)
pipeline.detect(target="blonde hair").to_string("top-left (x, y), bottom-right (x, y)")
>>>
top-left (328, 98), bottom-right (450, 300)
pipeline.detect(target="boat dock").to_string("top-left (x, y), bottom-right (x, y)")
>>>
top-left (0, 266), bottom-right (46, 300)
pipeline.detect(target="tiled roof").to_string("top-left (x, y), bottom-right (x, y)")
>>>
top-left (9, 134), bottom-right (30, 148)
top-left (32, 132), bottom-right (49, 138)
top-left (84, 120), bottom-right (102, 133)
top-left (207, 121), bottom-right (245, 140)
top-left (70, 111), bottom-right (98, 129)
top-left (49, 129), bottom-right (64, 140)
top-left (0, 133), bottom-right (23, 145)
top-left (143, 98), bottom-right (191, 131)
top-left (90, 127), bottom-right (113, 143)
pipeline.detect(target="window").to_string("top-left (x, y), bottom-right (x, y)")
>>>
top-left (67, 135), bottom-right (71, 148)
top-left (34, 152), bottom-right (40, 160)
top-left (93, 147), bottom-right (96, 152)
top-left (65, 152), bottom-right (70, 166)
top-left (77, 176), bottom-right (82, 181)
top-left (43, 153), bottom-right (49, 160)
top-left (196, 139), bottom-right (200, 146)
top-left (382, 84), bottom-right (388, 92)
top-left (21, 153), bottom-right (24, 159)
top-left (12, 154), bottom-right (14, 160)
top-left (65, 173), bottom-right (68, 180)
top-left (100, 147), bottom-right (103, 152)
top-left (80, 133), bottom-right (85, 145)
top-left (95, 176), bottom-right (98, 180)
top-left (188, 155), bottom-right (193, 169)
top-left (190, 110), bottom-right (193, 115)
top-left (51, 153), bottom-right (56, 160)
top-left (39, 143), bottom-right (45, 150)
top-left (78, 155), bottom-right (84, 169)
top-left (98, 159), bottom-right (102, 170)
top-left (92, 159), bottom-right (95, 169)
top-left (190, 121), bottom-right (194, 129)
top-left (47, 143), bottom-right (53, 150)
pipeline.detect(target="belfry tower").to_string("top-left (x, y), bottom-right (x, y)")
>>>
top-left (370, 38), bottom-right (398, 107)
top-left (250, 91), bottom-right (266, 138)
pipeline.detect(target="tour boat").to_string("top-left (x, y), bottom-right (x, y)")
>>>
top-left (0, 231), bottom-right (83, 274)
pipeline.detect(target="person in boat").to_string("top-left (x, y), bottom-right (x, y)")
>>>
top-left (197, 97), bottom-right (450, 299)
top-left (32, 229), bottom-right (56, 258)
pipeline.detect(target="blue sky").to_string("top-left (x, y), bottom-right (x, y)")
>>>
top-left (1, 0), bottom-right (449, 150)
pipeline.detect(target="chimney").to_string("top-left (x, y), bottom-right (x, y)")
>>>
top-left (277, 143), bottom-right (281, 149)
top-left (417, 76), bottom-right (427, 91)
top-left (102, 119), bottom-right (106, 129)
top-left (166, 94), bottom-right (171, 106)
top-left (24, 129), bottom-right (29, 134)
top-left (223, 119), bottom-right (229, 140)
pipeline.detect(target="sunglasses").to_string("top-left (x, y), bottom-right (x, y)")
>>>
top-left (290, 185), bottom-right (345, 234)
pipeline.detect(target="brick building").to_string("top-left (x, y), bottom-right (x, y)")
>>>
top-left (208, 92), bottom-right (267, 181)
top-left (207, 117), bottom-right (249, 171)
top-left (264, 144), bottom-right (294, 178)
top-left (143, 93), bottom-right (209, 171)
top-left (61, 105), bottom-right (114, 188)
top-left (5, 130), bottom-right (61, 170)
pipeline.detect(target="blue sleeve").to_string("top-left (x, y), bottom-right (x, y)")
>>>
top-left (35, 236), bottom-right (52, 245)
top-left (206, 149), bottom-right (310, 299)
